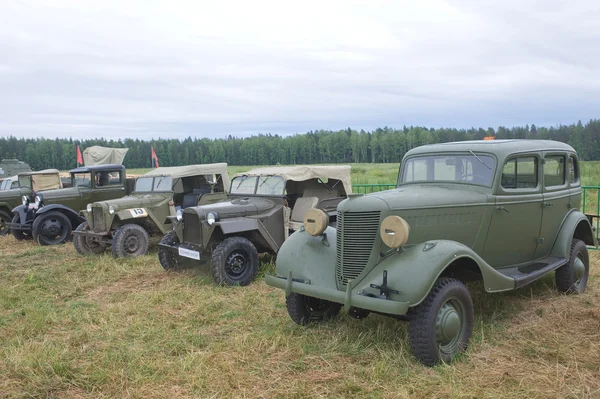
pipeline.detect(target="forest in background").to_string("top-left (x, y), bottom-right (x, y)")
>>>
top-left (0, 119), bottom-right (599, 170)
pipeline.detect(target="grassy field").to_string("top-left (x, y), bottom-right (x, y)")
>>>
top-left (2, 163), bottom-right (600, 398)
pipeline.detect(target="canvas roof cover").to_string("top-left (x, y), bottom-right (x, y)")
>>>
top-left (143, 163), bottom-right (230, 192)
top-left (235, 165), bottom-right (352, 194)
top-left (18, 169), bottom-right (62, 191)
top-left (83, 146), bottom-right (129, 166)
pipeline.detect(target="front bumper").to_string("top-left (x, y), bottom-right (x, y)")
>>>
top-left (265, 272), bottom-right (410, 316)
top-left (6, 222), bottom-right (32, 232)
top-left (158, 242), bottom-right (204, 261)
top-left (73, 229), bottom-right (110, 238)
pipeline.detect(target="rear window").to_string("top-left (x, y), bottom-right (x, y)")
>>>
top-left (501, 157), bottom-right (538, 189)
top-left (544, 155), bottom-right (566, 188)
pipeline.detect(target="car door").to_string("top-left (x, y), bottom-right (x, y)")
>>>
top-left (534, 152), bottom-right (570, 259)
top-left (482, 153), bottom-right (543, 267)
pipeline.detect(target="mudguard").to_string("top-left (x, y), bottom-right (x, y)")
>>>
top-left (213, 218), bottom-right (279, 252)
top-left (11, 204), bottom-right (28, 221)
top-left (550, 210), bottom-right (597, 258)
top-left (268, 227), bottom-right (515, 315)
top-left (35, 204), bottom-right (84, 227)
top-left (114, 208), bottom-right (165, 233)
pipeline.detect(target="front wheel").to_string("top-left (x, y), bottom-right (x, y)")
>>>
top-left (211, 236), bottom-right (259, 286)
top-left (158, 231), bottom-right (187, 270)
top-left (73, 222), bottom-right (107, 255)
top-left (10, 214), bottom-right (32, 241)
top-left (286, 293), bottom-right (342, 325)
top-left (408, 277), bottom-right (474, 366)
top-left (112, 224), bottom-right (150, 258)
top-left (556, 239), bottom-right (589, 294)
top-left (32, 211), bottom-right (72, 245)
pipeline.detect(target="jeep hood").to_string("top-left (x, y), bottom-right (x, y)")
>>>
top-left (93, 193), bottom-right (169, 209)
top-left (193, 197), bottom-right (275, 218)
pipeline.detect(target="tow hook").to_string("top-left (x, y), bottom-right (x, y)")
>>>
top-left (370, 270), bottom-right (399, 299)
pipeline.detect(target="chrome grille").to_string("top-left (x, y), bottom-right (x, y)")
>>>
top-left (183, 212), bottom-right (201, 244)
top-left (336, 211), bottom-right (381, 286)
top-left (92, 207), bottom-right (106, 232)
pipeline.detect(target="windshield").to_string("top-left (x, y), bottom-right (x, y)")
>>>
top-left (231, 176), bottom-right (258, 194)
top-left (0, 180), bottom-right (9, 190)
top-left (401, 154), bottom-right (496, 187)
top-left (72, 172), bottom-right (92, 188)
top-left (135, 176), bottom-right (173, 192)
top-left (18, 175), bottom-right (32, 189)
top-left (256, 176), bottom-right (285, 195)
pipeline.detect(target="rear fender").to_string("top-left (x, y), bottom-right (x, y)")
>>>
top-left (36, 204), bottom-right (84, 228)
top-left (551, 210), bottom-right (597, 257)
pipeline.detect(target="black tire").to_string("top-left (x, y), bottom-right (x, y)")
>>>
top-left (408, 277), bottom-right (474, 366)
top-left (73, 222), bottom-right (107, 255)
top-left (348, 307), bottom-right (370, 319)
top-left (0, 210), bottom-right (11, 236)
top-left (211, 236), bottom-right (259, 286)
top-left (556, 239), bottom-right (589, 294)
top-left (32, 211), bottom-right (72, 245)
top-left (158, 230), bottom-right (187, 271)
top-left (10, 214), bottom-right (32, 241)
top-left (286, 293), bottom-right (342, 325)
top-left (111, 224), bottom-right (150, 258)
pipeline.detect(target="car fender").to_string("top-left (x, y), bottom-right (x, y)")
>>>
top-left (550, 209), bottom-right (597, 258)
top-left (35, 204), bottom-right (84, 228)
top-left (114, 207), bottom-right (165, 233)
top-left (11, 204), bottom-right (29, 221)
top-left (214, 217), bottom-right (279, 253)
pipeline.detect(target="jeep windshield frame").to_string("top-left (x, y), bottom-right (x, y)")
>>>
top-left (399, 153), bottom-right (497, 187)
top-left (134, 175), bottom-right (173, 193)
top-left (230, 175), bottom-right (286, 196)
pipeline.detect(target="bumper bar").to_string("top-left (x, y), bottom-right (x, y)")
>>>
top-left (265, 273), bottom-right (410, 316)
top-left (6, 222), bottom-right (32, 232)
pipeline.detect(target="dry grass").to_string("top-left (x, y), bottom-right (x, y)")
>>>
top-left (1, 237), bottom-right (599, 398)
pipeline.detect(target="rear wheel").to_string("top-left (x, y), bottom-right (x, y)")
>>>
top-left (211, 236), bottom-right (259, 286)
top-left (0, 210), bottom-right (11, 236)
top-left (286, 293), bottom-right (342, 325)
top-left (408, 278), bottom-right (474, 366)
top-left (112, 224), bottom-right (150, 258)
top-left (73, 222), bottom-right (107, 255)
top-left (10, 214), bottom-right (32, 240)
top-left (556, 239), bottom-right (589, 294)
top-left (32, 211), bottom-right (72, 245)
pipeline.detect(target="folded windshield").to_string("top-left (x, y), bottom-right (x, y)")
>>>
top-left (400, 154), bottom-right (496, 187)
top-left (135, 176), bottom-right (173, 192)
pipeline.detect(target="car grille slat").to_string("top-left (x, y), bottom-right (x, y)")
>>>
top-left (183, 212), bottom-right (201, 244)
top-left (336, 211), bottom-right (380, 286)
top-left (92, 207), bottom-right (106, 233)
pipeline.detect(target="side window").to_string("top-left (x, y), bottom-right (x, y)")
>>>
top-left (501, 157), bottom-right (538, 189)
top-left (544, 155), bottom-right (566, 188)
top-left (96, 171), bottom-right (122, 188)
top-left (568, 156), bottom-right (580, 184)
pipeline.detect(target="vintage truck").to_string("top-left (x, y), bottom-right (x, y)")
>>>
top-left (8, 164), bottom-right (134, 245)
top-left (73, 164), bottom-right (230, 258)
top-left (266, 140), bottom-right (596, 366)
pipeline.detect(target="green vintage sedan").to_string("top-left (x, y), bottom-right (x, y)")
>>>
top-left (266, 139), bottom-right (596, 366)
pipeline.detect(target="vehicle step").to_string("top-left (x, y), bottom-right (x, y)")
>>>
top-left (497, 257), bottom-right (568, 288)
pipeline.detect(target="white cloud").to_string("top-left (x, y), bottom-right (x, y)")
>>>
top-left (0, 0), bottom-right (598, 139)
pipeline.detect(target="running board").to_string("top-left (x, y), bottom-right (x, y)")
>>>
top-left (497, 257), bottom-right (568, 288)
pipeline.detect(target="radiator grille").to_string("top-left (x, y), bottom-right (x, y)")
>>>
top-left (335, 211), bottom-right (381, 286)
top-left (183, 212), bottom-right (201, 244)
top-left (92, 207), bottom-right (106, 232)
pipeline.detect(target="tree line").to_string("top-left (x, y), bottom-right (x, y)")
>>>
top-left (1, 119), bottom-right (599, 170)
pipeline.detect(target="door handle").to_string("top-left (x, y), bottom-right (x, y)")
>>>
top-left (543, 202), bottom-right (554, 207)
top-left (496, 206), bottom-right (510, 213)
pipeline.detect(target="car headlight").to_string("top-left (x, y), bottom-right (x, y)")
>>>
top-left (176, 209), bottom-right (183, 221)
top-left (380, 215), bottom-right (410, 248)
top-left (22, 196), bottom-right (28, 206)
top-left (34, 195), bottom-right (42, 205)
top-left (86, 204), bottom-right (93, 213)
top-left (108, 205), bottom-right (115, 215)
top-left (207, 212), bottom-right (219, 225)
top-left (303, 208), bottom-right (328, 236)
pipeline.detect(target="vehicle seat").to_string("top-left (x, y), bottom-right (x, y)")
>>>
top-left (289, 196), bottom-right (319, 231)
top-left (182, 188), bottom-right (212, 208)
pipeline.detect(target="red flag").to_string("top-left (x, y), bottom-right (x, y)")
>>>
top-left (76, 145), bottom-right (83, 166)
top-left (151, 147), bottom-right (160, 168)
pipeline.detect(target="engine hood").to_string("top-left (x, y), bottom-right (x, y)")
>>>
top-left (186, 197), bottom-right (276, 219)
top-left (0, 188), bottom-right (22, 200)
top-left (36, 187), bottom-right (81, 201)
top-left (93, 193), bottom-right (168, 209)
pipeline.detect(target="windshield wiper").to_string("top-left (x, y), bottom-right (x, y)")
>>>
top-left (235, 175), bottom-right (248, 189)
top-left (468, 149), bottom-right (492, 170)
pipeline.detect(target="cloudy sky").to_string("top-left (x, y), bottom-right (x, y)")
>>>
top-left (0, 0), bottom-right (598, 140)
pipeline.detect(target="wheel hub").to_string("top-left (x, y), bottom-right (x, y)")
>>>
top-left (124, 235), bottom-right (139, 253)
top-left (436, 302), bottom-right (461, 345)
top-left (574, 257), bottom-right (586, 283)
top-left (226, 252), bottom-right (247, 275)
top-left (42, 219), bottom-right (62, 238)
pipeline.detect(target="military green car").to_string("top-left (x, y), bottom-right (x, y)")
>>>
top-left (266, 140), bottom-right (596, 366)
top-left (0, 169), bottom-right (63, 236)
top-left (158, 165), bottom-right (352, 286)
top-left (8, 164), bottom-right (134, 245)
top-left (73, 164), bottom-right (230, 258)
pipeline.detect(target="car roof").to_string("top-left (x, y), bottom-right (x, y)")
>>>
top-left (68, 164), bottom-right (126, 173)
top-left (405, 140), bottom-right (576, 160)
top-left (18, 168), bottom-right (61, 176)
top-left (142, 163), bottom-right (231, 192)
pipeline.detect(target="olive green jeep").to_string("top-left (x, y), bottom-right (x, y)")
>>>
top-left (73, 164), bottom-right (230, 258)
top-left (158, 165), bottom-right (352, 286)
top-left (266, 140), bottom-right (596, 366)
top-left (0, 169), bottom-right (62, 236)
top-left (7, 165), bottom-right (134, 245)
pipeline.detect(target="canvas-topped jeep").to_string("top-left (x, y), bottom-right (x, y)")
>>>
top-left (8, 164), bottom-right (134, 245)
top-left (0, 169), bottom-right (63, 236)
top-left (158, 165), bottom-right (352, 286)
top-left (266, 140), bottom-right (596, 366)
top-left (73, 163), bottom-right (230, 258)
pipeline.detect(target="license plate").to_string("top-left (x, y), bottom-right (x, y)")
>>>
top-left (178, 247), bottom-right (200, 260)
